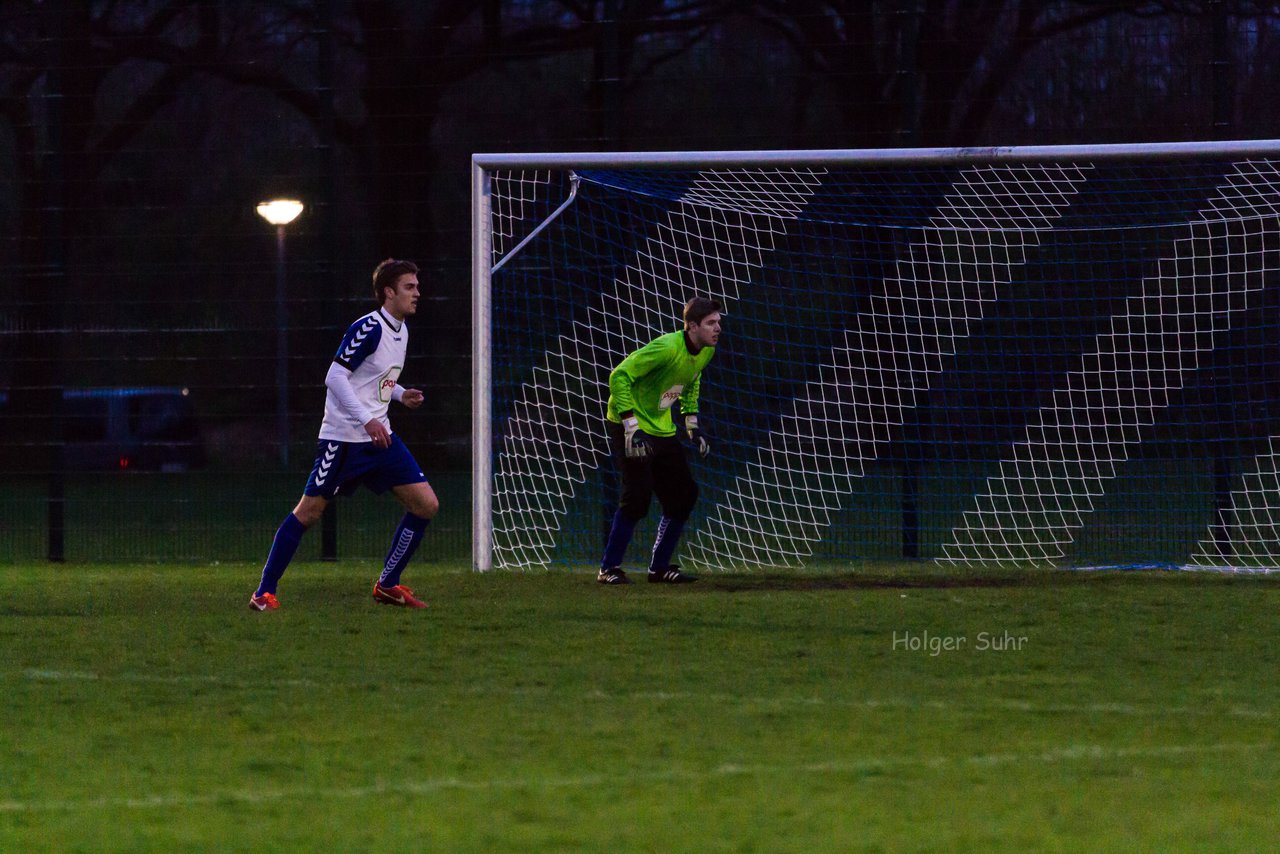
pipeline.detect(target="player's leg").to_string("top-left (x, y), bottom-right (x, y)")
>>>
top-left (251, 439), bottom-right (347, 610)
top-left (251, 493), bottom-right (329, 609)
top-left (599, 420), bottom-right (653, 584)
top-left (375, 480), bottom-right (438, 593)
top-left (647, 438), bottom-right (698, 583)
top-left (371, 436), bottom-right (435, 607)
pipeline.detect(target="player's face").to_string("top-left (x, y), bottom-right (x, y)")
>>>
top-left (384, 273), bottom-right (420, 320)
top-left (687, 311), bottom-right (721, 351)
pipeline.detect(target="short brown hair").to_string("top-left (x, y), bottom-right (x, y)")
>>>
top-left (683, 296), bottom-right (721, 327)
top-left (372, 258), bottom-right (419, 304)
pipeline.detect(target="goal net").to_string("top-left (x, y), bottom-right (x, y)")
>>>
top-left (473, 142), bottom-right (1280, 573)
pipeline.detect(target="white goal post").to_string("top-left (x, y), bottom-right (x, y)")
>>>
top-left (473, 140), bottom-right (1280, 573)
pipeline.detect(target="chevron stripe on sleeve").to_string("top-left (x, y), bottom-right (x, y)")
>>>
top-left (333, 314), bottom-right (383, 370)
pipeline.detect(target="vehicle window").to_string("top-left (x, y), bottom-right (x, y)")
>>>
top-left (129, 394), bottom-right (198, 441)
top-left (64, 399), bottom-right (109, 442)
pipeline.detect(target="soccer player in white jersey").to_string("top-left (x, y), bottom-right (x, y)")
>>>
top-left (249, 258), bottom-right (439, 610)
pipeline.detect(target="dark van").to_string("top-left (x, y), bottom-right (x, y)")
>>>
top-left (62, 387), bottom-right (205, 472)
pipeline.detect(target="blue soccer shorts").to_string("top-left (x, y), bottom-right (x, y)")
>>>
top-left (302, 434), bottom-right (428, 499)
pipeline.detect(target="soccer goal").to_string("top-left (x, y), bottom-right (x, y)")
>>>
top-left (473, 141), bottom-right (1280, 573)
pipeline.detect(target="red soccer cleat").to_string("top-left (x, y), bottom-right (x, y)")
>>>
top-left (249, 592), bottom-right (280, 611)
top-left (372, 582), bottom-right (427, 609)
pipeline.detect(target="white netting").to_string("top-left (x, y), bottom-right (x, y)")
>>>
top-left (489, 170), bottom-right (554, 264)
top-left (481, 150), bottom-right (1280, 571)
top-left (942, 162), bottom-right (1280, 566)
top-left (490, 169), bottom-right (825, 568)
top-left (1188, 435), bottom-right (1280, 570)
top-left (688, 165), bottom-right (1089, 569)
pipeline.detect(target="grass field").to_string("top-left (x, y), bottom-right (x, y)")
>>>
top-left (2, 561), bottom-right (1278, 851)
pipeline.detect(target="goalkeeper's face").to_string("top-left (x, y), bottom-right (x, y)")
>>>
top-left (687, 311), bottom-right (721, 351)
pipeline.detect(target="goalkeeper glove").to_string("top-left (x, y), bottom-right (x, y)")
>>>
top-left (621, 415), bottom-right (651, 459)
top-left (684, 414), bottom-right (710, 459)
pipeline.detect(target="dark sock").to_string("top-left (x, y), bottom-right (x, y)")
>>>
top-left (601, 508), bottom-right (638, 569)
top-left (648, 515), bottom-right (685, 572)
top-left (378, 513), bottom-right (430, 588)
top-left (256, 513), bottom-right (307, 596)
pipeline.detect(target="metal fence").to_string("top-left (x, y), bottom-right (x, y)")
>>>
top-left (5, 2), bottom-right (1280, 563)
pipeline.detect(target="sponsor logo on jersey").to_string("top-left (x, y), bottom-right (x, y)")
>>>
top-left (377, 366), bottom-right (403, 403)
top-left (659, 384), bottom-right (685, 409)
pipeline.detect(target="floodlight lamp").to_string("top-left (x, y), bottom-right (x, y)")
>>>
top-left (256, 199), bottom-right (304, 226)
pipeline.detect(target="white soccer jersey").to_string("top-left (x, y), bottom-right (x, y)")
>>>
top-left (318, 308), bottom-right (407, 442)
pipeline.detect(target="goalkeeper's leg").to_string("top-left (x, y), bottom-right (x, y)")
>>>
top-left (647, 444), bottom-right (698, 582)
top-left (599, 420), bottom-right (654, 583)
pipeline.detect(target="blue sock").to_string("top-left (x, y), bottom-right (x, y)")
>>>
top-left (649, 516), bottom-right (685, 572)
top-left (378, 513), bottom-right (430, 588)
top-left (257, 513), bottom-right (307, 596)
top-left (600, 509), bottom-right (638, 570)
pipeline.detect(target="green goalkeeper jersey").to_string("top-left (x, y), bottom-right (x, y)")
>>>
top-left (606, 330), bottom-right (716, 436)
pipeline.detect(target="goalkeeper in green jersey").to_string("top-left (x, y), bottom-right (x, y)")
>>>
top-left (597, 296), bottom-right (721, 584)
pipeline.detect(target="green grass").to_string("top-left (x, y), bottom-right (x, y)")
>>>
top-left (2, 562), bottom-right (1278, 851)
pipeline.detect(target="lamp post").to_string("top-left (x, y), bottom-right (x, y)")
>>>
top-left (256, 199), bottom-right (304, 468)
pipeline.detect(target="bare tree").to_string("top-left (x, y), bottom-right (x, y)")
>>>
top-left (0, 0), bottom-right (743, 502)
top-left (0, 1), bottom-right (741, 267)
top-left (738, 1), bottom-right (1280, 146)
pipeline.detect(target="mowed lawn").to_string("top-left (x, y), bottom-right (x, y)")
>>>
top-left (1, 561), bottom-right (1278, 851)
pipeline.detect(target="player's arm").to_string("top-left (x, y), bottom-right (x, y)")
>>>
top-left (609, 338), bottom-right (669, 459)
top-left (608, 337), bottom-right (668, 416)
top-left (391, 384), bottom-right (424, 409)
top-left (679, 374), bottom-right (710, 458)
top-left (325, 363), bottom-right (390, 447)
top-left (679, 372), bottom-right (701, 417)
top-left (329, 317), bottom-right (392, 446)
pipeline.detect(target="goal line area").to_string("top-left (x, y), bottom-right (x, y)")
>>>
top-left (473, 142), bottom-right (1280, 574)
